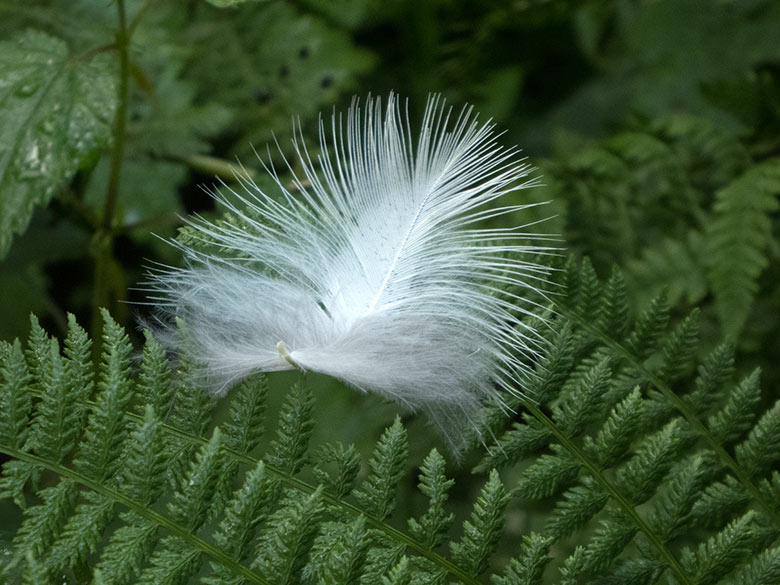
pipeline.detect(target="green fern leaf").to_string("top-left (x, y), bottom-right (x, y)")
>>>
top-left (312, 442), bottom-right (361, 498)
top-left (734, 399), bottom-right (780, 478)
top-left (490, 533), bottom-right (550, 585)
top-left (72, 309), bottom-right (133, 482)
top-left (450, 470), bottom-right (509, 577)
top-left (623, 290), bottom-right (670, 360)
top-left (137, 330), bottom-right (173, 417)
top-left (571, 509), bottom-right (637, 578)
top-left (691, 475), bottom-right (750, 529)
top-left (728, 546), bottom-right (780, 585)
top-left (223, 374), bottom-right (268, 455)
top-left (12, 480), bottom-right (79, 561)
top-left (408, 448), bottom-right (455, 548)
top-left (594, 267), bottom-right (630, 339)
top-left (656, 309), bottom-right (699, 382)
top-left (615, 419), bottom-right (686, 505)
top-left (583, 387), bottom-right (644, 469)
top-left (168, 427), bottom-right (224, 531)
top-left (686, 343), bottom-right (735, 417)
top-left (381, 555), bottom-right (411, 585)
top-left (681, 511), bottom-right (758, 585)
top-left (46, 489), bottom-right (115, 574)
top-left (553, 356), bottom-right (611, 437)
top-left (648, 454), bottom-right (707, 540)
top-left (0, 339), bottom-right (32, 448)
top-left (251, 487), bottom-right (324, 585)
top-left (205, 461), bottom-right (278, 585)
top-left (268, 383), bottom-right (315, 475)
top-left (707, 368), bottom-right (762, 445)
top-left (304, 516), bottom-right (368, 585)
top-left (475, 417), bottom-right (551, 473)
top-left (515, 450), bottom-right (580, 500)
top-left (706, 158), bottom-right (780, 337)
top-left (94, 511), bottom-right (159, 585)
top-left (592, 557), bottom-right (661, 585)
top-left (545, 476), bottom-right (607, 539)
top-left (136, 537), bottom-right (202, 585)
top-left (218, 461), bottom-right (276, 558)
top-left (353, 417), bottom-right (408, 521)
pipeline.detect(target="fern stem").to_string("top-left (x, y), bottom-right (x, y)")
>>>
top-left (0, 446), bottom-right (273, 585)
top-left (564, 308), bottom-right (780, 531)
top-left (91, 0), bottom-right (130, 351)
top-left (523, 401), bottom-right (694, 585)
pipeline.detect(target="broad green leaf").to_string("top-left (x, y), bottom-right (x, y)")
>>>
top-left (0, 29), bottom-right (116, 257)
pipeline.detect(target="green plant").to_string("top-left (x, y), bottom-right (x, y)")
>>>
top-left (2, 259), bottom-right (779, 584)
top-left (2, 1), bottom-right (780, 583)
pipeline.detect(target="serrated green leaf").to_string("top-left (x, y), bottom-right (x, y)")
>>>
top-left (0, 29), bottom-right (116, 257)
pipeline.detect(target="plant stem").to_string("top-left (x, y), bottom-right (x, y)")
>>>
top-left (91, 0), bottom-right (130, 353)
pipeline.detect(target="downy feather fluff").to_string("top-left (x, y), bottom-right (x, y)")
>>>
top-left (146, 94), bottom-right (552, 450)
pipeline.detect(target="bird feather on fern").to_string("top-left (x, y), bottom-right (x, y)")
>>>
top-left (145, 94), bottom-right (553, 451)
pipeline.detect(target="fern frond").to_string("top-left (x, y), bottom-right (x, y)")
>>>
top-left (268, 382), bottom-right (314, 475)
top-left (408, 448), bottom-right (455, 548)
top-left (0, 339), bottom-right (32, 449)
top-left (491, 533), bottom-right (550, 585)
top-left (450, 470), bottom-right (509, 577)
top-left (734, 398), bottom-right (780, 478)
top-left (137, 329), bottom-right (173, 417)
top-left (707, 368), bottom-right (762, 445)
top-left (545, 476), bottom-right (607, 539)
top-left (353, 416), bottom-right (408, 521)
top-left (251, 487), bottom-right (324, 585)
top-left (73, 309), bottom-right (133, 482)
top-left (304, 516), bottom-right (368, 585)
top-left (312, 442), bottom-right (361, 498)
top-left (680, 511), bottom-right (759, 585)
top-left (583, 387), bottom-right (643, 469)
top-left (705, 158), bottom-right (780, 337)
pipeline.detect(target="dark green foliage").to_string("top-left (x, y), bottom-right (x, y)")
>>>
top-left (680, 511), bottom-right (759, 585)
top-left (137, 331), bottom-right (173, 418)
top-left (705, 160), bottom-right (780, 338)
top-left (450, 470), bottom-right (509, 577)
top-left (475, 258), bottom-right (780, 585)
top-left (583, 387), bottom-right (643, 469)
top-left (408, 449), bottom-right (455, 548)
top-left (491, 533), bottom-right (551, 585)
top-left (73, 309), bottom-right (133, 482)
top-left (0, 339), bottom-right (32, 448)
top-left (312, 442), bottom-right (361, 498)
top-left (707, 368), bottom-right (762, 445)
top-left (735, 399), bottom-right (780, 478)
top-left (545, 477), bottom-right (607, 539)
top-left (251, 487), bottom-right (324, 585)
top-left (1, 1), bottom-right (780, 584)
top-left (268, 383), bottom-right (315, 475)
top-left (0, 30), bottom-right (116, 257)
top-left (222, 374), bottom-right (268, 455)
top-left (624, 290), bottom-right (670, 360)
top-left (353, 416), bottom-right (408, 521)
top-left (2, 263), bottom-right (780, 585)
top-left (304, 516), bottom-right (369, 585)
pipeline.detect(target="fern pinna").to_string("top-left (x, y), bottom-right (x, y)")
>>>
top-left (1, 260), bottom-right (780, 584)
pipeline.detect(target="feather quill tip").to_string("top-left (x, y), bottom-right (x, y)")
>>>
top-left (144, 93), bottom-right (556, 455)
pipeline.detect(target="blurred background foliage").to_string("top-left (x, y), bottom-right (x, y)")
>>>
top-left (1, 0), bottom-right (779, 577)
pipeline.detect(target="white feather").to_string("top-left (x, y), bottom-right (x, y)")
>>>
top-left (145, 94), bottom-right (553, 450)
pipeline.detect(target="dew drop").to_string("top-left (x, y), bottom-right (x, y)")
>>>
top-left (14, 81), bottom-right (39, 97)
